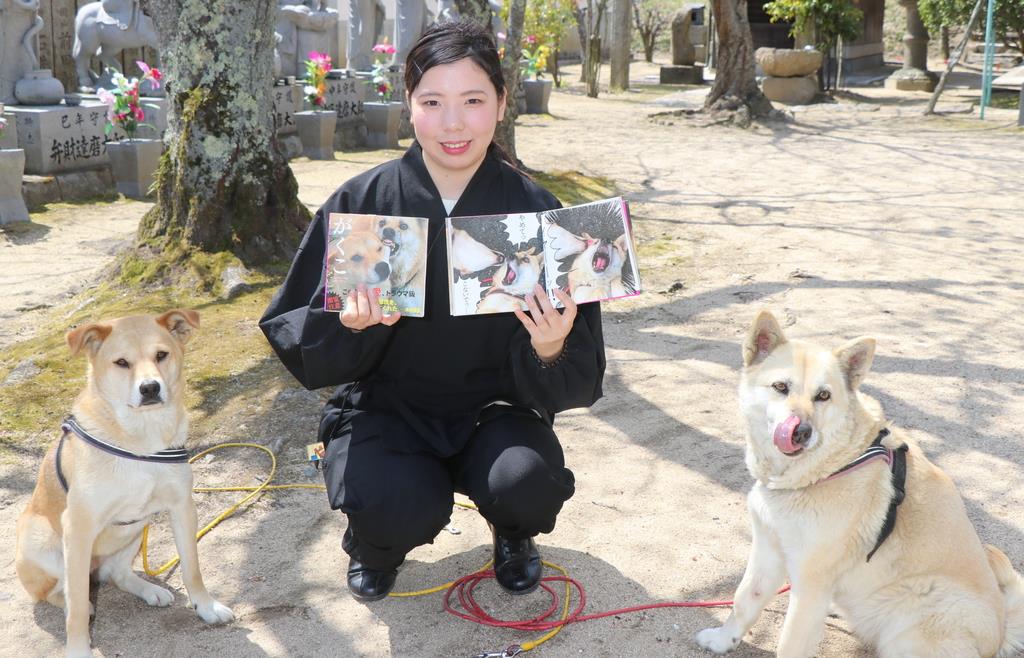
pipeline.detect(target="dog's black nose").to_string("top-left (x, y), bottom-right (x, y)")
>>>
top-left (793, 423), bottom-right (812, 446)
top-left (375, 262), bottom-right (391, 280)
top-left (139, 380), bottom-right (161, 401)
top-left (382, 227), bottom-right (395, 240)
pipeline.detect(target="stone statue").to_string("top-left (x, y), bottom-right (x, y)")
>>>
top-left (277, 0), bottom-right (340, 79)
top-left (394, 0), bottom-right (428, 66)
top-left (346, 0), bottom-right (386, 71)
top-left (72, 0), bottom-right (160, 92)
top-left (0, 0), bottom-right (44, 104)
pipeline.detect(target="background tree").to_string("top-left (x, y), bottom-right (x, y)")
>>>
top-left (455, 0), bottom-right (497, 31)
top-left (704, 0), bottom-right (774, 121)
top-left (610, 0), bottom-right (633, 90)
top-left (495, 0), bottom-right (527, 165)
top-left (764, 0), bottom-right (863, 89)
top-left (137, 0), bottom-right (309, 267)
top-left (581, 0), bottom-right (611, 96)
top-left (919, 0), bottom-right (1023, 54)
top-left (522, 0), bottom-right (577, 86)
top-left (632, 0), bottom-right (672, 62)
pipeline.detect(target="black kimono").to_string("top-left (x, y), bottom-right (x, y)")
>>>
top-left (260, 143), bottom-right (606, 570)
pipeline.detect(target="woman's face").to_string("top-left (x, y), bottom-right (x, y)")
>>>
top-left (408, 57), bottom-right (506, 187)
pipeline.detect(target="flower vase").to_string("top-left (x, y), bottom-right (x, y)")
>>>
top-left (364, 101), bottom-right (402, 149)
top-left (0, 148), bottom-right (29, 224)
top-left (295, 110), bottom-right (337, 160)
top-left (106, 138), bottom-right (162, 200)
top-left (523, 79), bottom-right (553, 114)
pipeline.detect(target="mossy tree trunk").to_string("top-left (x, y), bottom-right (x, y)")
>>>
top-left (495, 0), bottom-right (526, 166)
top-left (137, 0), bottom-right (310, 265)
top-left (704, 0), bottom-right (774, 120)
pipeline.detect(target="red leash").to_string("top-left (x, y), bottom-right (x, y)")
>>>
top-left (444, 567), bottom-right (791, 632)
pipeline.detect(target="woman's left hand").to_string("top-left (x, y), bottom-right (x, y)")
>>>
top-left (514, 285), bottom-right (577, 363)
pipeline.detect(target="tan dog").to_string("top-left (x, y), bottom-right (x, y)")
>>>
top-left (566, 233), bottom-right (628, 303)
top-left (476, 247), bottom-right (545, 313)
top-left (375, 216), bottom-right (425, 290)
top-left (15, 310), bottom-right (233, 658)
top-left (329, 215), bottom-right (392, 292)
top-left (696, 310), bottom-right (1024, 658)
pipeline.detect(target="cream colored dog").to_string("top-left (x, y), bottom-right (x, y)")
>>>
top-left (697, 310), bottom-right (1024, 658)
top-left (15, 310), bottom-right (233, 658)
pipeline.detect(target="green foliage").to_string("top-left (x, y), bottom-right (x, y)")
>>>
top-left (919, 0), bottom-right (1024, 53)
top-left (503, 0), bottom-right (576, 83)
top-left (763, 0), bottom-right (864, 51)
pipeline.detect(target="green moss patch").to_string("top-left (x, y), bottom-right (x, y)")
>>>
top-left (534, 170), bottom-right (617, 207)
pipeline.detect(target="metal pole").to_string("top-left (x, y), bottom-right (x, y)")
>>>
top-left (1019, 83), bottom-right (1024, 126)
top-left (980, 0), bottom-right (997, 118)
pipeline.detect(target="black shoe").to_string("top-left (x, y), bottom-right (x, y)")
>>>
top-left (346, 558), bottom-right (398, 602)
top-left (491, 526), bottom-right (542, 595)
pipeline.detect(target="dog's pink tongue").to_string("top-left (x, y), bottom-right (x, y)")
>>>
top-left (774, 415), bottom-right (802, 454)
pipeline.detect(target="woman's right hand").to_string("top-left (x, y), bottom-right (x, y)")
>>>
top-left (340, 285), bottom-right (402, 331)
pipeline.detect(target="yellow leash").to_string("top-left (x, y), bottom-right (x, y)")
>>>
top-left (137, 442), bottom-right (571, 654)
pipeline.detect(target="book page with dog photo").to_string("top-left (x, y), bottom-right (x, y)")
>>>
top-left (447, 211), bottom-right (547, 316)
top-left (324, 213), bottom-right (429, 317)
top-left (541, 197), bottom-right (640, 307)
top-left (446, 197), bottom-right (641, 316)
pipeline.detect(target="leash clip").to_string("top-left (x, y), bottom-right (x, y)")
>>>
top-left (470, 646), bottom-right (522, 658)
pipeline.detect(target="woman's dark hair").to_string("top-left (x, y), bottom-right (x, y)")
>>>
top-left (405, 18), bottom-right (506, 101)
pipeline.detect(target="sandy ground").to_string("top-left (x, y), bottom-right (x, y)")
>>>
top-left (1, 59), bottom-right (1023, 657)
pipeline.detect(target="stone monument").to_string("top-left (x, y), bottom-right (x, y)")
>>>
top-left (660, 5), bottom-right (704, 85)
top-left (394, 0), bottom-right (428, 66)
top-left (885, 0), bottom-right (937, 92)
top-left (277, 0), bottom-right (340, 79)
top-left (757, 47), bottom-right (822, 105)
top-left (346, 0), bottom-right (386, 71)
top-left (0, 0), bottom-right (48, 104)
top-left (72, 0), bottom-right (160, 93)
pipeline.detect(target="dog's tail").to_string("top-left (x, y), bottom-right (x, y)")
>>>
top-left (986, 544), bottom-right (1024, 657)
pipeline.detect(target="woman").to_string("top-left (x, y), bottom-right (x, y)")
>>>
top-left (260, 19), bottom-right (605, 602)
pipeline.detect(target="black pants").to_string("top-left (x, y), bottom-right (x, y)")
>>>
top-left (323, 408), bottom-right (575, 570)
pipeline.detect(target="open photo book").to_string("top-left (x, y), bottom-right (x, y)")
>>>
top-left (446, 197), bottom-right (641, 316)
top-left (322, 198), bottom-right (641, 318)
top-left (323, 213), bottom-right (429, 317)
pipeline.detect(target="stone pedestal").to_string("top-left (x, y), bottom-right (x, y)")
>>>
top-left (523, 79), bottom-right (553, 114)
top-left (295, 111), bottom-right (337, 159)
top-left (8, 102), bottom-right (111, 175)
top-left (15, 70), bottom-right (66, 106)
top-left (886, 0), bottom-right (936, 92)
top-left (671, 8), bottom-right (696, 65)
top-left (762, 76), bottom-right (818, 104)
top-left (363, 101), bottom-right (401, 149)
top-left (0, 148), bottom-right (30, 224)
top-left (323, 73), bottom-right (367, 125)
top-left (885, 68), bottom-right (938, 91)
top-left (272, 82), bottom-right (304, 135)
top-left (660, 65), bottom-right (704, 84)
top-left (0, 105), bottom-right (18, 149)
top-left (106, 139), bottom-right (162, 199)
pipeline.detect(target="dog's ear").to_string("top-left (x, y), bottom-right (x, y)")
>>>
top-left (833, 337), bottom-right (875, 390)
top-left (743, 310), bottom-right (787, 366)
top-left (66, 323), bottom-right (112, 358)
top-left (157, 309), bottom-right (200, 345)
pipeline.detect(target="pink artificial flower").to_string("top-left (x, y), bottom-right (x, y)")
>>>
top-left (372, 43), bottom-right (397, 55)
top-left (497, 32), bottom-right (507, 41)
top-left (308, 51), bottom-right (332, 70)
top-left (525, 35), bottom-right (537, 45)
top-left (135, 61), bottom-right (162, 89)
top-left (132, 105), bottom-right (145, 121)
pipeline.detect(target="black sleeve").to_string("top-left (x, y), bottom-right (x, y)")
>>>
top-left (508, 301), bottom-right (606, 416)
top-left (259, 205), bottom-right (393, 390)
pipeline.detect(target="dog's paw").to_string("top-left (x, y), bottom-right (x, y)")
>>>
top-left (696, 627), bottom-right (741, 654)
top-left (139, 582), bottom-right (174, 607)
top-left (195, 599), bottom-right (234, 624)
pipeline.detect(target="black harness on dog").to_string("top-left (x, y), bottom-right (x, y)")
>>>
top-left (827, 428), bottom-right (909, 562)
top-left (55, 416), bottom-right (190, 524)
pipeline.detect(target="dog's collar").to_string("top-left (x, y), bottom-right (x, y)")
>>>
top-left (54, 415), bottom-right (190, 495)
top-left (823, 428), bottom-right (909, 562)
